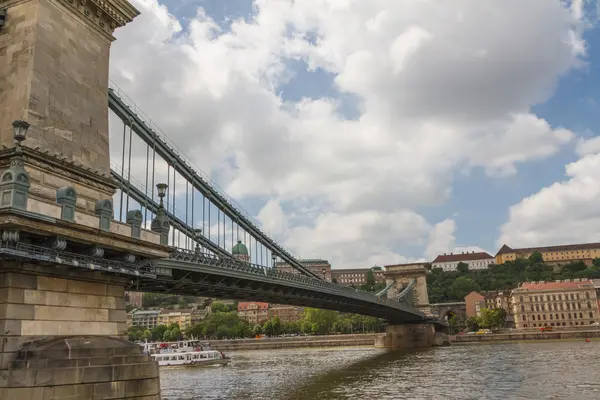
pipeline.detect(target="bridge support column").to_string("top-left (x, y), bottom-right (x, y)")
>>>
top-left (375, 324), bottom-right (437, 349)
top-left (0, 262), bottom-right (161, 399)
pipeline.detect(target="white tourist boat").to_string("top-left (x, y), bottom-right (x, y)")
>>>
top-left (142, 340), bottom-right (230, 368)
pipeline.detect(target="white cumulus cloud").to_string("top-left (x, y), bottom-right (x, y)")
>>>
top-left (109, 0), bottom-right (586, 267)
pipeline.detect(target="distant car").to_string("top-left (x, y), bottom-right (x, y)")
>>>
top-left (540, 326), bottom-right (553, 332)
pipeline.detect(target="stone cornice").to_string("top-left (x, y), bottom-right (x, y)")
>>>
top-left (0, 146), bottom-right (119, 194)
top-left (58, 0), bottom-right (140, 39)
top-left (0, 211), bottom-right (171, 258)
top-left (1, 0), bottom-right (140, 40)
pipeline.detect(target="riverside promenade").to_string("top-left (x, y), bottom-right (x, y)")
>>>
top-left (452, 328), bottom-right (600, 344)
top-left (207, 334), bottom-right (378, 351)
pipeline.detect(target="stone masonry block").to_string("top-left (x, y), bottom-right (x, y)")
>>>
top-left (36, 276), bottom-right (68, 292)
top-left (0, 319), bottom-right (22, 336)
top-left (0, 304), bottom-right (34, 320)
top-left (0, 272), bottom-right (37, 290)
top-left (0, 288), bottom-right (25, 304)
top-left (106, 284), bottom-right (124, 298)
top-left (81, 365), bottom-right (113, 384)
top-left (123, 377), bottom-right (161, 398)
top-left (6, 369), bottom-right (35, 387)
top-left (112, 362), bottom-right (159, 381)
top-left (93, 381), bottom-right (126, 400)
top-left (0, 387), bottom-right (45, 400)
top-left (66, 280), bottom-right (107, 296)
top-left (0, 352), bottom-right (18, 370)
top-left (42, 383), bottom-right (94, 400)
top-left (1, 336), bottom-right (39, 353)
top-left (34, 305), bottom-right (109, 322)
top-left (108, 309), bottom-right (126, 323)
top-left (34, 367), bottom-right (81, 386)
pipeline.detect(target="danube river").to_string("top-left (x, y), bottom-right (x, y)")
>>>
top-left (161, 341), bottom-right (600, 399)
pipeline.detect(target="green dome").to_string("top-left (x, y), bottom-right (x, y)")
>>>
top-left (232, 240), bottom-right (248, 256)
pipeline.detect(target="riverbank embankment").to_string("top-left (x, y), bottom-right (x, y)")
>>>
top-left (452, 329), bottom-right (600, 344)
top-left (208, 334), bottom-right (378, 351)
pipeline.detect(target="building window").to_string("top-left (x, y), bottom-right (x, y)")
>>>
top-left (590, 312), bottom-right (594, 318)
top-left (550, 314), bottom-right (553, 320)
top-left (532, 315), bottom-right (536, 321)
top-left (522, 315), bottom-right (527, 321)
top-left (580, 312), bottom-right (583, 319)
top-left (543, 314), bottom-right (547, 320)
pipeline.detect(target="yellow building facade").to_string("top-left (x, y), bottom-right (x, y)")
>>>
top-left (495, 243), bottom-right (600, 265)
top-left (157, 310), bottom-right (193, 330)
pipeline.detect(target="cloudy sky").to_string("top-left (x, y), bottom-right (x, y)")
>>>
top-left (108, 0), bottom-right (600, 268)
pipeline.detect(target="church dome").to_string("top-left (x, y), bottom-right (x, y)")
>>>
top-left (232, 240), bottom-right (249, 256)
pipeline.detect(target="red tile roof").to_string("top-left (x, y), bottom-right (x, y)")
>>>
top-left (518, 280), bottom-right (593, 291)
top-left (237, 302), bottom-right (269, 311)
top-left (432, 252), bottom-right (493, 263)
top-left (495, 242), bottom-right (600, 257)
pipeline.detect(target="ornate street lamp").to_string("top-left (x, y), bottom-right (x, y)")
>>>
top-left (12, 120), bottom-right (29, 144)
top-left (194, 228), bottom-right (203, 254)
top-left (151, 183), bottom-right (170, 245)
top-left (322, 268), bottom-right (326, 280)
top-left (0, 121), bottom-right (31, 209)
top-left (156, 183), bottom-right (167, 207)
top-left (272, 254), bottom-right (276, 268)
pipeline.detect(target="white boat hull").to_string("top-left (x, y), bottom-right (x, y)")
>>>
top-left (158, 358), bottom-right (230, 368)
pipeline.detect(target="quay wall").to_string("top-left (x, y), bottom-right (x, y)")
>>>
top-left (208, 334), bottom-right (378, 351)
top-left (453, 329), bottom-right (600, 344)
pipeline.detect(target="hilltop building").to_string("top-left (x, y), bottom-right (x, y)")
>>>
top-left (237, 302), bottom-right (269, 325)
top-left (432, 251), bottom-right (494, 272)
top-left (331, 268), bottom-right (385, 286)
top-left (495, 242), bottom-right (600, 265)
top-left (275, 259), bottom-right (332, 281)
top-left (511, 280), bottom-right (600, 329)
top-left (268, 304), bottom-right (304, 323)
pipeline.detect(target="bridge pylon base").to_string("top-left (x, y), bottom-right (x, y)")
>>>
top-left (0, 263), bottom-right (161, 399)
top-left (374, 323), bottom-right (437, 349)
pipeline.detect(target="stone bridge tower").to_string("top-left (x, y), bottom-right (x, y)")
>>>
top-left (383, 263), bottom-right (431, 316)
top-left (0, 0), bottom-right (168, 398)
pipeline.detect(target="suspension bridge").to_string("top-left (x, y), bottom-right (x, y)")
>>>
top-left (0, 1), bottom-right (446, 398)
top-left (106, 80), bottom-right (430, 324)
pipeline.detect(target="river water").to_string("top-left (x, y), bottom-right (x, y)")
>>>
top-left (160, 341), bottom-right (600, 400)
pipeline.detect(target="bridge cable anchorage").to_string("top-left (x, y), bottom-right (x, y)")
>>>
top-left (108, 83), bottom-right (317, 278)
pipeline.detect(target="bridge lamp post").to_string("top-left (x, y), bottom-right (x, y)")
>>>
top-left (151, 183), bottom-right (170, 245)
top-left (156, 183), bottom-right (167, 208)
top-left (12, 120), bottom-right (30, 145)
top-left (322, 268), bottom-right (326, 280)
top-left (194, 228), bottom-right (203, 255)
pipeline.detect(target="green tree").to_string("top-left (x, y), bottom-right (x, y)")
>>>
top-left (272, 317), bottom-right (281, 336)
top-left (253, 324), bottom-right (263, 335)
top-left (366, 269), bottom-right (376, 287)
top-left (450, 276), bottom-right (479, 300)
top-left (529, 251), bottom-right (544, 264)
top-left (211, 301), bottom-right (231, 313)
top-left (456, 262), bottom-right (469, 275)
top-left (263, 320), bottom-right (274, 336)
top-left (151, 325), bottom-right (168, 341)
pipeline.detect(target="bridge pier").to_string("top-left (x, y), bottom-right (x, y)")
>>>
top-left (0, 263), bottom-right (161, 399)
top-left (375, 324), bottom-right (435, 348)
top-left (375, 323), bottom-right (450, 348)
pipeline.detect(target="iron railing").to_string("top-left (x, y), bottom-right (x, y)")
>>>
top-left (167, 248), bottom-right (418, 309)
top-left (0, 242), bottom-right (156, 278)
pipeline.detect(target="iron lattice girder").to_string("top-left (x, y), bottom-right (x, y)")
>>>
top-left (108, 90), bottom-right (317, 278)
top-left (148, 255), bottom-right (426, 323)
